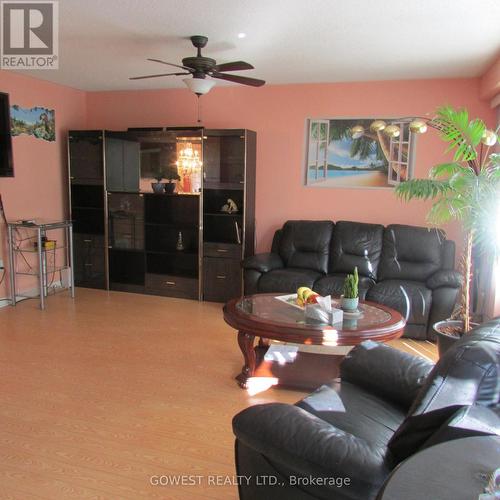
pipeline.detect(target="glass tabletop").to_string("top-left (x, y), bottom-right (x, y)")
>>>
top-left (236, 294), bottom-right (392, 331)
top-left (8, 219), bottom-right (72, 229)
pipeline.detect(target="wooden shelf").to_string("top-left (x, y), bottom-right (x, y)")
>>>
top-left (204, 212), bottom-right (242, 217)
top-left (203, 182), bottom-right (244, 190)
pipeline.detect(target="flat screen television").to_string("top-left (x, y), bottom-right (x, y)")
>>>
top-left (0, 92), bottom-right (13, 177)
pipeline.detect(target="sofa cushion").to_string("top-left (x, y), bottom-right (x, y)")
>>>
top-left (278, 220), bottom-right (334, 273)
top-left (313, 273), bottom-right (375, 300)
top-left (366, 279), bottom-right (432, 326)
top-left (258, 268), bottom-right (322, 293)
top-left (297, 382), bottom-right (406, 452)
top-left (329, 221), bottom-right (384, 279)
top-left (378, 225), bottom-right (445, 282)
top-left (388, 319), bottom-right (500, 463)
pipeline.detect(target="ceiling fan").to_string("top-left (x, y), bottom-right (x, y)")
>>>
top-left (130, 35), bottom-right (266, 95)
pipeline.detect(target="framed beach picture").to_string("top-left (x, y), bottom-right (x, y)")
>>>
top-left (10, 105), bottom-right (56, 142)
top-left (305, 118), bottom-right (416, 189)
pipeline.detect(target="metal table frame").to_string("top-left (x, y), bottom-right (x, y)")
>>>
top-left (7, 220), bottom-right (75, 309)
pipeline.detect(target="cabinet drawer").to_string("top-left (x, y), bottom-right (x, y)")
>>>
top-left (145, 273), bottom-right (198, 299)
top-left (203, 257), bottom-right (242, 303)
top-left (204, 242), bottom-right (241, 259)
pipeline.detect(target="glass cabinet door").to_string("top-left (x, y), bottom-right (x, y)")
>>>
top-left (68, 131), bottom-right (104, 184)
top-left (203, 131), bottom-right (245, 188)
top-left (136, 129), bottom-right (203, 194)
top-left (107, 193), bottom-right (144, 250)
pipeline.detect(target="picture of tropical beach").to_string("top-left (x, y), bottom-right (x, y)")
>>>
top-left (10, 105), bottom-right (56, 142)
top-left (306, 118), bottom-right (413, 188)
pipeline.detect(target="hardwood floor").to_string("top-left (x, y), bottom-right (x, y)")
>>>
top-left (0, 289), bottom-right (437, 499)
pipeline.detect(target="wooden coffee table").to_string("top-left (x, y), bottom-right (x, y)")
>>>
top-left (223, 293), bottom-right (405, 389)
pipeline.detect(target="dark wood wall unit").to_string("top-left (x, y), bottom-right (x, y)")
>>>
top-left (107, 192), bottom-right (145, 293)
top-left (67, 128), bottom-right (256, 302)
top-left (68, 131), bottom-right (106, 289)
top-left (202, 129), bottom-right (256, 303)
top-left (243, 130), bottom-right (257, 258)
top-left (144, 193), bottom-right (200, 299)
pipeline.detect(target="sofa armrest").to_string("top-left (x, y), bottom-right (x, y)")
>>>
top-left (420, 405), bottom-right (500, 450)
top-left (233, 403), bottom-right (391, 493)
top-left (242, 253), bottom-right (284, 273)
top-left (426, 269), bottom-right (462, 290)
top-left (340, 341), bottom-right (434, 409)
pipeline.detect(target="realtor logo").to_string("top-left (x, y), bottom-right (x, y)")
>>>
top-left (1, 1), bottom-right (58, 68)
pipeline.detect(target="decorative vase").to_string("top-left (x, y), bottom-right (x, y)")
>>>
top-left (176, 231), bottom-right (184, 251)
top-left (182, 172), bottom-right (192, 193)
top-left (164, 181), bottom-right (176, 194)
top-left (151, 182), bottom-right (165, 194)
top-left (340, 296), bottom-right (359, 312)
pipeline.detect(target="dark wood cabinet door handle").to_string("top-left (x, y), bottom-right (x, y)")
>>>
top-left (83, 239), bottom-right (92, 243)
top-left (165, 281), bottom-right (176, 286)
top-left (216, 275), bottom-right (227, 280)
top-left (216, 249), bottom-right (228, 253)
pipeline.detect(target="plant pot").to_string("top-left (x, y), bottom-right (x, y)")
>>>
top-left (164, 182), bottom-right (176, 194)
top-left (151, 182), bottom-right (165, 194)
top-left (340, 296), bottom-right (359, 312)
top-left (433, 320), bottom-right (478, 357)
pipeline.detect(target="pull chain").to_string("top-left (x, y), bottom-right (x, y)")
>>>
top-left (197, 95), bottom-right (202, 124)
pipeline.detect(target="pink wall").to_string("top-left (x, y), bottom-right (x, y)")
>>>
top-left (0, 71), bottom-right (87, 298)
top-left (87, 78), bottom-right (495, 252)
top-left (480, 55), bottom-right (500, 100)
top-left (0, 74), bottom-right (494, 301)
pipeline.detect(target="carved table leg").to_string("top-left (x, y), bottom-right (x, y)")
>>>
top-left (258, 337), bottom-right (270, 348)
top-left (236, 331), bottom-right (256, 388)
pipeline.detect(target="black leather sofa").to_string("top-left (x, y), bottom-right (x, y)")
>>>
top-left (243, 221), bottom-right (462, 339)
top-left (232, 319), bottom-right (500, 500)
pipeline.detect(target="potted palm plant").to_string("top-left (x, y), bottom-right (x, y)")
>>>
top-left (395, 106), bottom-right (499, 355)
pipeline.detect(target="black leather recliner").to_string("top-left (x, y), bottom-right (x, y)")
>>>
top-left (243, 220), bottom-right (461, 340)
top-left (232, 319), bottom-right (500, 500)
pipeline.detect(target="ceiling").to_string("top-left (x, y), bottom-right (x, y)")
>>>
top-left (15, 0), bottom-right (500, 91)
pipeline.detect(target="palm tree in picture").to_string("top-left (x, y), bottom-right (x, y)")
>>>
top-left (329, 119), bottom-right (389, 164)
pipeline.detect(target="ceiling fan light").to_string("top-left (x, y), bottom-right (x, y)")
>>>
top-left (183, 77), bottom-right (216, 95)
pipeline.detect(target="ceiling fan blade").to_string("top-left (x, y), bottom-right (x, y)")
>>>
top-left (212, 72), bottom-right (265, 87)
top-left (129, 72), bottom-right (190, 80)
top-left (214, 61), bottom-right (254, 72)
top-left (147, 58), bottom-right (194, 72)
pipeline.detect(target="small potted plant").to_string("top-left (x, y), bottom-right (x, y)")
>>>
top-left (164, 165), bottom-right (180, 194)
top-left (151, 165), bottom-right (166, 194)
top-left (341, 267), bottom-right (359, 312)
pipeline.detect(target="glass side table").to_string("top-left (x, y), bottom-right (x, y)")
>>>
top-left (7, 220), bottom-right (75, 310)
